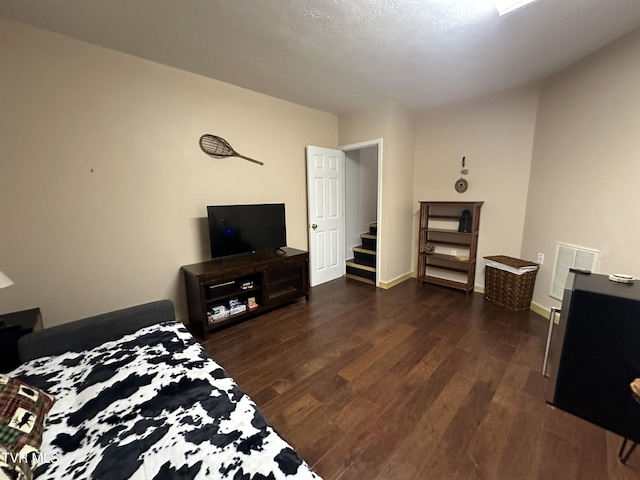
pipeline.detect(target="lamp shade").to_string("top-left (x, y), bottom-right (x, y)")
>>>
top-left (0, 270), bottom-right (14, 289)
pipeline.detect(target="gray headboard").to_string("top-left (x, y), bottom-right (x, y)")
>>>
top-left (18, 299), bottom-right (176, 362)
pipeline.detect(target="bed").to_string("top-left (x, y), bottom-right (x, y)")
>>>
top-left (2, 300), bottom-right (320, 480)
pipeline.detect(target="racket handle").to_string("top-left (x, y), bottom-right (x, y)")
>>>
top-left (238, 154), bottom-right (264, 166)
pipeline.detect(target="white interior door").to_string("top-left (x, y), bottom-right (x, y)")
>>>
top-left (306, 146), bottom-right (345, 287)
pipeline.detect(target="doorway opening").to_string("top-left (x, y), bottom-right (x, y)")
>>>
top-left (306, 139), bottom-right (381, 288)
top-left (343, 142), bottom-right (381, 286)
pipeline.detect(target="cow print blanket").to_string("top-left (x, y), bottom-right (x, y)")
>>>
top-left (10, 322), bottom-right (321, 480)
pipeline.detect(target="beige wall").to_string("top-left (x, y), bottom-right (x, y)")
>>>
top-left (339, 102), bottom-right (415, 286)
top-left (0, 19), bottom-right (337, 327)
top-left (384, 103), bottom-right (416, 285)
top-left (4, 18), bottom-right (637, 328)
top-left (413, 87), bottom-right (539, 287)
top-left (522, 28), bottom-right (640, 310)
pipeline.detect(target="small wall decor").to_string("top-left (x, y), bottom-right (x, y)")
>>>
top-left (199, 134), bottom-right (264, 165)
top-left (454, 156), bottom-right (468, 193)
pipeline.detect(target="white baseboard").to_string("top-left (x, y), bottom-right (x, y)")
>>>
top-left (475, 284), bottom-right (550, 319)
top-left (379, 272), bottom-right (414, 289)
top-left (392, 278), bottom-right (551, 321)
top-left (530, 301), bottom-right (552, 319)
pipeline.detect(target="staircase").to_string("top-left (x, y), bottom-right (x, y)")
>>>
top-left (346, 222), bottom-right (377, 285)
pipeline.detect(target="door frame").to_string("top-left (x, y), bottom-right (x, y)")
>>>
top-left (305, 139), bottom-right (383, 288)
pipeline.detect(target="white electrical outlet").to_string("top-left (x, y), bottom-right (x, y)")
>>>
top-left (451, 250), bottom-right (457, 257)
top-left (537, 252), bottom-right (544, 264)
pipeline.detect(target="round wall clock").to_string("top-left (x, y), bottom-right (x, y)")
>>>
top-left (455, 178), bottom-right (468, 193)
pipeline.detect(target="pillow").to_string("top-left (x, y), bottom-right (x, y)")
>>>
top-left (0, 374), bottom-right (55, 480)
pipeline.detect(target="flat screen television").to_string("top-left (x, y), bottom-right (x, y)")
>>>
top-left (207, 203), bottom-right (287, 259)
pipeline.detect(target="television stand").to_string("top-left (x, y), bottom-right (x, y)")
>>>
top-left (181, 247), bottom-right (309, 339)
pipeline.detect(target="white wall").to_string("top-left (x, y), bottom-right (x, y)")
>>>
top-left (358, 146), bottom-right (378, 233)
top-left (0, 19), bottom-right (337, 326)
top-left (345, 150), bottom-right (363, 251)
top-left (344, 146), bottom-right (378, 252)
top-left (413, 87), bottom-right (539, 287)
top-left (522, 28), bottom-right (640, 311)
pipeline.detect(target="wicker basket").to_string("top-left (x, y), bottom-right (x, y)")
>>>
top-left (484, 255), bottom-right (539, 311)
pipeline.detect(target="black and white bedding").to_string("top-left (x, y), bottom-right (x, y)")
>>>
top-left (10, 322), bottom-right (320, 480)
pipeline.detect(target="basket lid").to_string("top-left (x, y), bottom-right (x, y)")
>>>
top-left (484, 255), bottom-right (539, 269)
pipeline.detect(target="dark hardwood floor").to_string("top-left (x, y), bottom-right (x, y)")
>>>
top-left (199, 277), bottom-right (640, 479)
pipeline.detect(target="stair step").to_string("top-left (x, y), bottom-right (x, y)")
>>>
top-left (346, 274), bottom-right (375, 285)
top-left (347, 220), bottom-right (377, 284)
top-left (353, 246), bottom-right (376, 255)
top-left (361, 235), bottom-right (376, 251)
top-left (346, 260), bottom-right (376, 273)
top-left (348, 251), bottom-right (376, 268)
top-left (346, 261), bottom-right (376, 282)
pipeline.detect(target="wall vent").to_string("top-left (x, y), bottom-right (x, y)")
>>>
top-left (550, 242), bottom-right (600, 301)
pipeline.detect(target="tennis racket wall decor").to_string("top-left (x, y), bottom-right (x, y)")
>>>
top-left (199, 134), bottom-right (264, 166)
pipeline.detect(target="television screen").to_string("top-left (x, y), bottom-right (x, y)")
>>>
top-left (207, 204), bottom-right (287, 259)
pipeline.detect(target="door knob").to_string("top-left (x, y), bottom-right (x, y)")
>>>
top-left (311, 224), bottom-right (318, 230)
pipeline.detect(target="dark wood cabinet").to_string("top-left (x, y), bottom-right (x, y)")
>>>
top-left (182, 248), bottom-right (309, 339)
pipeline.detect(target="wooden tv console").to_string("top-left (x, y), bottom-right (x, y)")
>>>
top-left (181, 247), bottom-right (309, 339)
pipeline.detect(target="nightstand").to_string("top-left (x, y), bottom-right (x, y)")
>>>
top-left (0, 308), bottom-right (42, 373)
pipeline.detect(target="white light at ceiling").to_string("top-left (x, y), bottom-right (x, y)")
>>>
top-left (493, 0), bottom-right (538, 15)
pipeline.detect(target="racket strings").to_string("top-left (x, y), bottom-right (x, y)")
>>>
top-left (200, 136), bottom-right (234, 157)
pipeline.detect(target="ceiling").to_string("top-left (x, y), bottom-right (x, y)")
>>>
top-left (2, 0), bottom-right (640, 114)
